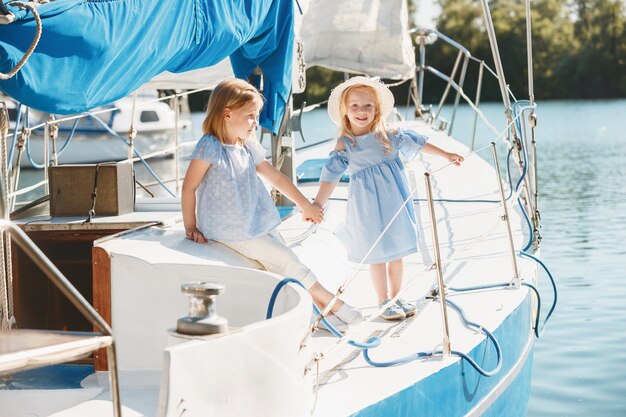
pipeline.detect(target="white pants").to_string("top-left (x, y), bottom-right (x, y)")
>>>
top-left (216, 231), bottom-right (317, 289)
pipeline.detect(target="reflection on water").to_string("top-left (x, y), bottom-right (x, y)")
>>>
top-left (13, 100), bottom-right (626, 416)
top-left (527, 100), bottom-right (626, 417)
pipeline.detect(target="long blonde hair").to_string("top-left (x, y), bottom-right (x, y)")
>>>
top-left (338, 84), bottom-right (391, 154)
top-left (202, 78), bottom-right (264, 144)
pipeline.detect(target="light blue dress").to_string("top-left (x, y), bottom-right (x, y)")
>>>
top-left (320, 128), bottom-right (428, 264)
top-left (190, 134), bottom-right (280, 242)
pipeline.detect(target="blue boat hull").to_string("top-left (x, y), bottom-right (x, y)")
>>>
top-left (351, 292), bottom-right (534, 417)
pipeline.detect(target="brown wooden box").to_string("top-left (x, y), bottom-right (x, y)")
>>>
top-left (49, 162), bottom-right (134, 217)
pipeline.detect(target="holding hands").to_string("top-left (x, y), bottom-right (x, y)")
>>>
top-left (302, 201), bottom-right (324, 224)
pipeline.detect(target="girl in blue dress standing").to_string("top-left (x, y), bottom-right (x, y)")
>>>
top-left (314, 76), bottom-right (464, 320)
top-left (182, 78), bottom-right (363, 332)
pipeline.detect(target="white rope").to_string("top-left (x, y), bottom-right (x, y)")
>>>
top-left (7, 178), bottom-right (47, 198)
top-left (430, 106), bottom-right (529, 175)
top-left (0, 235), bottom-right (8, 331)
top-left (0, 2), bottom-right (42, 80)
top-left (0, 104), bottom-right (12, 330)
top-left (2, 127), bottom-right (13, 330)
top-left (382, 78), bottom-right (412, 88)
top-left (3, 231), bottom-right (13, 330)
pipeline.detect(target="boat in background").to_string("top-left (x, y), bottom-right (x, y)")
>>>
top-left (0, 0), bottom-right (556, 416)
top-left (27, 91), bottom-right (192, 135)
top-left (1, 91), bottom-right (191, 168)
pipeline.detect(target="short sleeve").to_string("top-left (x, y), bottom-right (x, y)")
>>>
top-left (320, 150), bottom-right (349, 182)
top-left (245, 138), bottom-right (268, 166)
top-left (190, 135), bottom-right (222, 165)
top-left (394, 128), bottom-right (428, 161)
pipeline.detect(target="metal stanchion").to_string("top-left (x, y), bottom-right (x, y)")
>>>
top-left (424, 172), bottom-right (451, 357)
top-left (491, 142), bottom-right (520, 286)
top-left (174, 94), bottom-right (180, 195)
top-left (106, 343), bottom-right (122, 417)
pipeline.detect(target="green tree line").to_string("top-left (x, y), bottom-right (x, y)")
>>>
top-left (295, 0), bottom-right (626, 108)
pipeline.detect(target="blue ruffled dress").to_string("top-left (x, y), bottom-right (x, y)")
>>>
top-left (320, 128), bottom-right (428, 264)
top-left (190, 134), bottom-right (281, 242)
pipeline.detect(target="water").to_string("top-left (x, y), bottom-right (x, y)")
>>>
top-left (525, 100), bottom-right (626, 417)
top-left (13, 100), bottom-right (626, 415)
top-left (418, 100), bottom-right (626, 417)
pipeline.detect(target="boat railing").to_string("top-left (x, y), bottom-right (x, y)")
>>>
top-left (0, 180), bottom-right (122, 417)
top-left (306, 102), bottom-right (546, 375)
top-left (4, 86), bottom-right (212, 212)
top-left (5, 83), bottom-right (298, 214)
top-left (413, 28), bottom-right (519, 150)
top-left (412, 28), bottom-right (540, 240)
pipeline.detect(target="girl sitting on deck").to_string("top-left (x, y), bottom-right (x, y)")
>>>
top-left (181, 78), bottom-right (363, 332)
top-left (313, 76), bottom-right (464, 320)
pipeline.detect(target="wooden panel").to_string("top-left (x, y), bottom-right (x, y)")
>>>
top-left (10, 228), bottom-right (125, 370)
top-left (92, 246), bottom-right (111, 371)
top-left (11, 236), bottom-right (94, 331)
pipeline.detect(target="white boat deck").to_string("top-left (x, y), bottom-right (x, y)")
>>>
top-left (2, 121), bottom-right (537, 417)
top-left (289, 121), bottom-right (535, 416)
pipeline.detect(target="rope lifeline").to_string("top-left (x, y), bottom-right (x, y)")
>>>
top-left (0, 2), bottom-right (42, 80)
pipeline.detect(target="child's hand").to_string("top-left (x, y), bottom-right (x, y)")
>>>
top-left (446, 152), bottom-right (465, 166)
top-left (185, 226), bottom-right (208, 243)
top-left (302, 202), bottom-right (324, 224)
top-left (312, 200), bottom-right (324, 210)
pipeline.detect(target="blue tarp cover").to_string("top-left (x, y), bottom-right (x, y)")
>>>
top-left (296, 158), bottom-right (350, 183)
top-left (0, 0), bottom-right (294, 133)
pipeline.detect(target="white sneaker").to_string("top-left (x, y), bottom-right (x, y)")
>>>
top-left (396, 298), bottom-right (417, 317)
top-left (312, 313), bottom-right (348, 333)
top-left (335, 303), bottom-right (364, 325)
top-left (380, 300), bottom-right (405, 320)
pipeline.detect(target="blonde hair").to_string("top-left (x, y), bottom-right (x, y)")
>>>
top-left (202, 78), bottom-right (264, 144)
top-left (338, 84), bottom-right (391, 154)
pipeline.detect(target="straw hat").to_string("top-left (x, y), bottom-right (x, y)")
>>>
top-left (327, 76), bottom-right (395, 126)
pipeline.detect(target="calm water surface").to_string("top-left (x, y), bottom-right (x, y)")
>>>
top-left (524, 100), bottom-right (626, 417)
top-left (15, 99), bottom-right (626, 416)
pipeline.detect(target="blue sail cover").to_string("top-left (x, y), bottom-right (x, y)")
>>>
top-left (0, 0), bottom-right (294, 133)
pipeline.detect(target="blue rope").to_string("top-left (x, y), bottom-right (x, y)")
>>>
top-left (56, 119), bottom-right (80, 155)
top-left (267, 278), bottom-right (502, 376)
top-left (510, 101), bottom-right (558, 334)
top-left (266, 277), bottom-right (343, 338)
top-left (26, 119), bottom-right (80, 165)
top-left (519, 198), bottom-right (534, 253)
top-left (23, 109), bottom-right (46, 169)
top-left (519, 252), bottom-right (558, 337)
top-left (362, 299), bottom-right (502, 377)
top-left (269, 100), bottom-right (556, 376)
top-left (447, 263), bottom-right (556, 340)
top-left (449, 268), bottom-right (556, 340)
top-left (362, 342), bottom-right (430, 367)
top-left (446, 299), bottom-right (502, 376)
